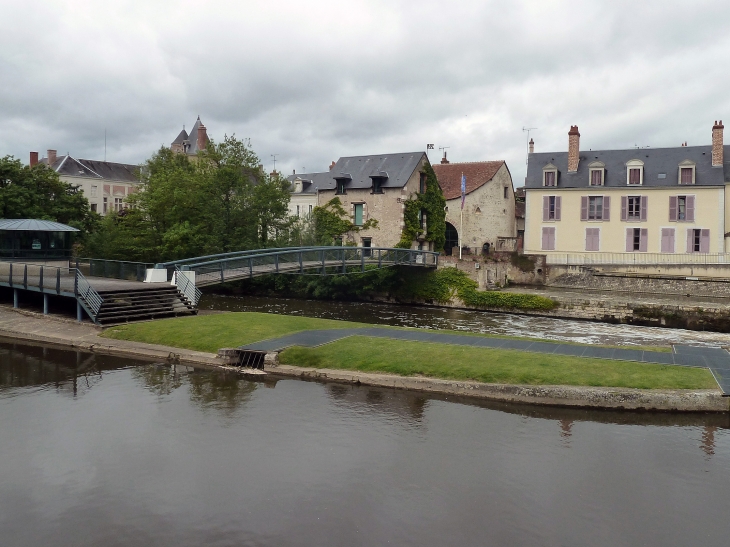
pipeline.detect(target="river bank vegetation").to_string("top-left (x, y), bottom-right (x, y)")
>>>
top-left (102, 313), bottom-right (714, 390)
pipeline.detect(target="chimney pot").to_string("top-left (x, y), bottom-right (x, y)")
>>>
top-left (528, 138), bottom-right (534, 154)
top-left (329, 161), bottom-right (336, 171)
top-left (568, 125), bottom-right (580, 172)
top-left (440, 151), bottom-right (449, 164)
top-left (29, 151), bottom-right (39, 167)
top-left (712, 119), bottom-right (724, 167)
top-left (47, 149), bottom-right (57, 167)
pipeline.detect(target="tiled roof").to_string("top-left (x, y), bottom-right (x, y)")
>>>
top-left (432, 161), bottom-right (505, 200)
top-left (46, 155), bottom-right (140, 183)
top-left (286, 172), bottom-right (332, 194)
top-left (0, 219), bottom-right (79, 232)
top-left (324, 152), bottom-right (427, 190)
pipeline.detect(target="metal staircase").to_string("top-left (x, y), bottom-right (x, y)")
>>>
top-left (94, 286), bottom-right (196, 325)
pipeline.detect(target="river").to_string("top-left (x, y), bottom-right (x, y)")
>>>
top-left (1, 340), bottom-right (728, 547)
top-left (199, 294), bottom-right (730, 348)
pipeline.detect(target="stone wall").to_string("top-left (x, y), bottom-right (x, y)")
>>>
top-left (438, 253), bottom-right (547, 289)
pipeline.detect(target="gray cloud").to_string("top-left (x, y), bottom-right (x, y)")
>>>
top-left (1, 0), bottom-right (729, 185)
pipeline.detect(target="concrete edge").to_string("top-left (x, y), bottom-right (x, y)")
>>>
top-left (0, 311), bottom-right (726, 412)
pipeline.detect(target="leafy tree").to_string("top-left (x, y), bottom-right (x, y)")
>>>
top-left (397, 162), bottom-right (446, 251)
top-left (311, 197), bottom-right (378, 245)
top-left (0, 155), bottom-right (99, 235)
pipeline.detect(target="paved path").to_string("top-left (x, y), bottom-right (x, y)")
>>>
top-left (242, 328), bottom-right (730, 394)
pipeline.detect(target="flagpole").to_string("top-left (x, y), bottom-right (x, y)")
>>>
top-left (459, 171), bottom-right (464, 260)
top-left (459, 208), bottom-right (463, 259)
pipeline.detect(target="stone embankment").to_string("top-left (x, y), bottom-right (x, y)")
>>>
top-left (0, 305), bottom-right (726, 412)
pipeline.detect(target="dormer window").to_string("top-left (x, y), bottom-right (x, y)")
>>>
top-left (588, 161), bottom-right (605, 186)
top-left (542, 164), bottom-right (558, 187)
top-left (335, 175), bottom-right (350, 195)
top-left (372, 178), bottom-right (383, 194)
top-left (678, 160), bottom-right (696, 185)
top-left (626, 159), bottom-right (644, 185)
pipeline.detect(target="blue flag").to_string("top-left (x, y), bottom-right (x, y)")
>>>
top-left (461, 174), bottom-right (466, 209)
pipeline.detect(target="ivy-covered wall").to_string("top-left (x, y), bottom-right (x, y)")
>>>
top-left (398, 162), bottom-right (446, 251)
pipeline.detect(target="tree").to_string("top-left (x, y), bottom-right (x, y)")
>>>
top-left (0, 155), bottom-right (99, 235)
top-left (311, 197), bottom-right (378, 245)
top-left (397, 162), bottom-right (446, 251)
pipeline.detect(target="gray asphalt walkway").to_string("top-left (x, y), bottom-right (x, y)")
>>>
top-left (241, 328), bottom-right (730, 394)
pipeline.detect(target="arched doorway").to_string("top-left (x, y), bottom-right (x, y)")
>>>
top-left (444, 222), bottom-right (458, 256)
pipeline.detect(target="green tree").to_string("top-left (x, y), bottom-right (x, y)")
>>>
top-left (397, 162), bottom-right (446, 251)
top-left (0, 155), bottom-right (99, 235)
top-left (311, 197), bottom-right (378, 245)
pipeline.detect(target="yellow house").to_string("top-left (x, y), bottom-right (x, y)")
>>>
top-left (524, 122), bottom-right (729, 262)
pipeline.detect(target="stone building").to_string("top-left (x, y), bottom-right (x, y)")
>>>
top-left (433, 156), bottom-right (516, 256)
top-left (33, 150), bottom-right (140, 215)
top-left (285, 171), bottom-right (329, 218)
top-left (523, 121), bottom-right (730, 260)
top-left (171, 116), bottom-right (209, 156)
top-left (313, 152), bottom-right (435, 249)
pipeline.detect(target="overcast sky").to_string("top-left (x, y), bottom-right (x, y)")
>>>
top-left (2, 0), bottom-right (729, 185)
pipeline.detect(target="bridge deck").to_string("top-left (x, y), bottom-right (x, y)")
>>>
top-left (0, 274), bottom-right (167, 297)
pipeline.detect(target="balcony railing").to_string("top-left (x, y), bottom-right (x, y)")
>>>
top-left (542, 253), bottom-right (730, 266)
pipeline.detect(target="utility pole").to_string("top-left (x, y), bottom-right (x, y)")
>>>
top-left (522, 127), bottom-right (537, 166)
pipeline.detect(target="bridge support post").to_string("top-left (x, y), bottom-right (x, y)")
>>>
top-left (76, 301), bottom-right (83, 322)
top-left (23, 264), bottom-right (28, 289)
top-left (321, 250), bottom-right (326, 276)
top-left (220, 262), bottom-right (225, 283)
top-left (43, 294), bottom-right (49, 315)
top-left (361, 250), bottom-right (365, 272)
top-left (378, 249), bottom-right (382, 268)
top-left (56, 268), bottom-right (61, 294)
top-left (299, 252), bottom-right (303, 273)
top-left (341, 248), bottom-right (346, 274)
top-left (39, 266), bottom-right (43, 290)
top-left (13, 289), bottom-right (18, 309)
top-left (275, 254), bottom-right (279, 274)
top-left (249, 258), bottom-right (253, 278)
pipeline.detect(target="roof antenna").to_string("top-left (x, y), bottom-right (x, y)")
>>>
top-left (438, 146), bottom-right (450, 162)
top-left (104, 128), bottom-right (107, 162)
top-left (271, 154), bottom-right (278, 173)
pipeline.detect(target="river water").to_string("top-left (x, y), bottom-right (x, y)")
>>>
top-left (200, 294), bottom-right (730, 348)
top-left (2, 340), bottom-right (729, 547)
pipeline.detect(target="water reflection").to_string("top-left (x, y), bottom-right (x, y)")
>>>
top-left (200, 293), bottom-right (730, 348)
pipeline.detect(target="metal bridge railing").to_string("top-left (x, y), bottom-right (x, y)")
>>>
top-left (180, 247), bottom-right (439, 286)
top-left (75, 258), bottom-right (154, 282)
top-left (74, 269), bottom-right (103, 318)
top-left (0, 261), bottom-right (74, 294)
top-left (174, 267), bottom-right (202, 307)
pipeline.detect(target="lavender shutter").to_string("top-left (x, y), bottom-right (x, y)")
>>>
top-left (555, 196), bottom-right (561, 220)
top-left (626, 229), bottom-right (633, 252)
top-left (700, 229), bottom-right (710, 253)
top-left (603, 196), bottom-right (610, 221)
top-left (621, 196), bottom-right (628, 221)
top-left (686, 229), bottom-right (694, 253)
top-left (669, 196), bottom-right (677, 221)
top-left (549, 228), bottom-right (555, 250)
top-left (585, 229), bottom-right (598, 251)
top-left (640, 196), bottom-right (647, 221)
top-left (639, 228), bottom-right (648, 252)
top-left (580, 196), bottom-right (588, 221)
top-left (661, 228), bottom-right (674, 253)
top-left (542, 228), bottom-right (549, 250)
top-left (543, 196), bottom-right (549, 221)
top-left (686, 196), bottom-right (695, 222)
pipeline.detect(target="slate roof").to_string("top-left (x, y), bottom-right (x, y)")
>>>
top-left (0, 219), bottom-right (79, 232)
top-left (433, 161), bottom-right (505, 200)
top-left (322, 152), bottom-right (427, 190)
top-left (172, 128), bottom-right (189, 145)
top-left (45, 155), bottom-right (140, 183)
top-left (526, 145), bottom-right (730, 188)
top-left (286, 172), bottom-right (332, 194)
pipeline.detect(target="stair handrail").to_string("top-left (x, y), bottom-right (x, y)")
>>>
top-left (74, 268), bottom-right (104, 317)
top-left (175, 266), bottom-right (202, 307)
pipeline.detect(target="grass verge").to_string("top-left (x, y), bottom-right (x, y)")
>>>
top-left (280, 336), bottom-right (716, 390)
top-left (101, 312), bottom-right (367, 354)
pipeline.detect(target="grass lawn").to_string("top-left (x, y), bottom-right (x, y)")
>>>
top-left (280, 336), bottom-right (717, 390)
top-left (101, 312), bottom-right (368, 353)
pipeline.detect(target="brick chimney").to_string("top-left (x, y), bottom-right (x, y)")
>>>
top-left (712, 120), bottom-right (724, 167)
top-left (197, 122), bottom-right (208, 152)
top-left (528, 138), bottom-right (534, 154)
top-left (440, 151), bottom-right (449, 164)
top-left (329, 161), bottom-right (336, 171)
top-left (47, 149), bottom-right (57, 167)
top-left (568, 125), bottom-right (580, 172)
top-left (270, 170), bottom-right (278, 179)
top-left (29, 151), bottom-right (38, 167)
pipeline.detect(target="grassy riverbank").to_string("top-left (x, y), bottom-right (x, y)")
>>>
top-left (102, 313), bottom-right (715, 390)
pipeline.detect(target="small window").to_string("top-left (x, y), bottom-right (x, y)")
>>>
top-left (503, 186), bottom-right (508, 198)
top-left (626, 159), bottom-right (644, 185)
top-left (543, 196), bottom-right (561, 221)
top-left (626, 228), bottom-right (648, 252)
top-left (114, 197), bottom-right (123, 211)
top-left (103, 197), bottom-right (108, 214)
top-left (354, 203), bottom-right (364, 226)
top-left (308, 205), bottom-right (313, 215)
top-left (669, 195), bottom-right (695, 222)
top-left (588, 161), bottom-right (605, 186)
top-left (372, 178), bottom-right (383, 194)
top-left (687, 228), bottom-right (710, 253)
top-left (296, 205), bottom-right (300, 217)
top-left (678, 197), bottom-right (686, 220)
top-left (91, 203), bottom-right (97, 213)
top-left (336, 180), bottom-right (347, 195)
top-left (419, 209), bottom-right (427, 230)
top-left (678, 161), bottom-right (696, 185)
top-left (581, 195), bottom-right (610, 221)
top-left (627, 196), bottom-right (641, 219)
top-left (362, 237), bottom-right (372, 257)
top-left (90, 185), bottom-right (98, 197)
top-left (419, 173), bottom-right (427, 194)
top-left (588, 196), bottom-right (603, 220)
top-left (334, 237), bottom-right (343, 246)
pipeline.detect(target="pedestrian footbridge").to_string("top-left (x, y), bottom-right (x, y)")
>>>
top-left (0, 247), bottom-right (438, 325)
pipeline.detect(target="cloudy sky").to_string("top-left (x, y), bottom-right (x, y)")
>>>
top-left (2, 0), bottom-right (729, 185)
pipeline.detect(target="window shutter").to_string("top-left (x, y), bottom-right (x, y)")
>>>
top-left (669, 196), bottom-right (677, 221)
top-left (640, 196), bottom-right (648, 221)
top-left (686, 229), bottom-right (694, 253)
top-left (639, 228), bottom-right (648, 252)
top-left (700, 229), bottom-right (710, 253)
top-left (626, 229), bottom-right (633, 252)
top-left (543, 196), bottom-right (549, 221)
top-left (549, 228), bottom-right (555, 250)
top-left (555, 196), bottom-right (561, 220)
top-left (686, 195), bottom-right (695, 222)
top-left (542, 227), bottom-right (549, 250)
top-left (603, 196), bottom-right (610, 221)
top-left (580, 196), bottom-right (588, 221)
top-left (661, 228), bottom-right (675, 253)
top-left (621, 196), bottom-right (627, 221)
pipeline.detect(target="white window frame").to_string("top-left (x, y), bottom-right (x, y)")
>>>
top-left (588, 161), bottom-right (605, 186)
top-left (542, 163), bottom-right (558, 187)
top-left (678, 160), bottom-right (696, 185)
top-left (626, 159), bottom-right (644, 186)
